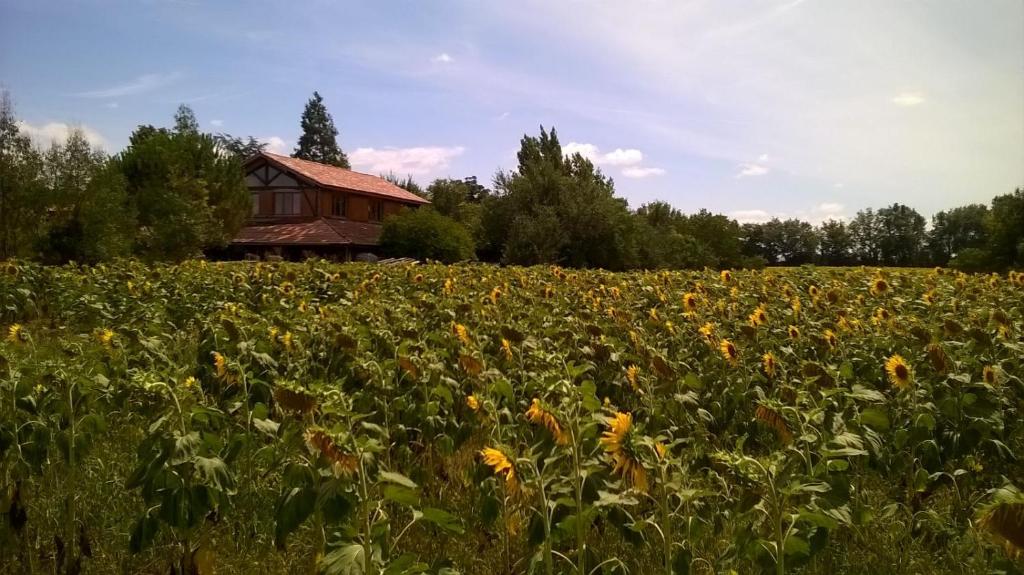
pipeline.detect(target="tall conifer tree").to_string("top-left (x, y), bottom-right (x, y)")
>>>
top-left (292, 91), bottom-right (350, 168)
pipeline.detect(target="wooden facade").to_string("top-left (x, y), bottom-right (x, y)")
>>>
top-left (229, 152), bottom-right (429, 260)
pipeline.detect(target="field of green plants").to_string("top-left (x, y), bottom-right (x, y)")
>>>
top-left (1, 260), bottom-right (1022, 574)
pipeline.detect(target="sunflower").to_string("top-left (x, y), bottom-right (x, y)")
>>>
top-left (212, 352), bottom-right (228, 379)
top-left (983, 366), bottom-right (997, 385)
top-left (823, 329), bottom-right (838, 350)
top-left (97, 328), bottom-right (115, 348)
top-left (762, 352), bottom-right (777, 378)
top-left (755, 405), bottom-right (793, 443)
top-left (526, 398), bottom-right (569, 444)
top-left (480, 447), bottom-right (518, 492)
top-left (489, 286), bottom-right (502, 304)
top-left (682, 292), bottom-right (698, 313)
top-left (466, 395), bottom-right (481, 412)
top-left (788, 325), bottom-right (801, 340)
top-left (452, 323), bottom-right (471, 346)
top-left (791, 297), bottom-right (802, 316)
top-left (501, 338), bottom-right (513, 360)
top-left (626, 364), bottom-right (640, 391)
top-left (182, 376), bottom-right (197, 389)
top-left (600, 412), bottom-right (648, 491)
top-left (885, 354), bottom-right (913, 388)
top-left (748, 305), bottom-right (767, 327)
top-left (720, 270), bottom-right (732, 283)
top-left (304, 428), bottom-right (358, 477)
top-left (870, 277), bottom-right (889, 296)
top-left (719, 339), bottom-right (738, 364)
top-left (975, 486), bottom-right (1024, 559)
top-left (808, 285), bottom-right (820, 298)
top-left (6, 324), bottom-right (23, 344)
top-left (699, 322), bottom-right (716, 344)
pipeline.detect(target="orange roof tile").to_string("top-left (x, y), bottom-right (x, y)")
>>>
top-left (256, 152), bottom-right (429, 205)
top-left (232, 218), bottom-right (384, 246)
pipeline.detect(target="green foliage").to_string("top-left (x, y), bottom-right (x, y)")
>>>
top-left (0, 90), bottom-right (45, 259)
top-left (986, 188), bottom-right (1024, 269)
top-left (927, 204), bottom-right (988, 266)
top-left (381, 172), bottom-right (424, 197)
top-left (115, 111), bottom-right (249, 260)
top-left (379, 207), bottom-right (476, 263)
top-left (1, 261), bottom-right (1022, 573)
top-left (293, 91), bottom-right (350, 168)
top-left (485, 127), bottom-right (638, 269)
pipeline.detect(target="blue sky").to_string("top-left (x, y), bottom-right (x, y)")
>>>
top-left (2, 0), bottom-right (1022, 222)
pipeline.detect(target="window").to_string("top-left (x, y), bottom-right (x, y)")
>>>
top-left (274, 192), bottom-right (302, 215)
top-left (369, 199), bottom-right (384, 222)
top-left (332, 194), bottom-right (347, 217)
top-left (250, 192), bottom-right (260, 216)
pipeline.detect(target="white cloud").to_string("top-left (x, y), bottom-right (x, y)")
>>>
top-left (74, 72), bottom-right (183, 98)
top-left (349, 146), bottom-right (465, 175)
top-left (621, 166), bottom-right (666, 178)
top-left (496, 111), bottom-right (510, 121)
top-left (736, 153), bottom-right (772, 178)
top-left (732, 202), bottom-right (848, 225)
top-left (892, 93), bottom-right (925, 106)
top-left (104, 102), bottom-right (119, 109)
top-left (210, 119), bottom-right (224, 127)
top-left (16, 121), bottom-right (107, 150)
top-left (431, 53), bottom-right (453, 64)
top-left (603, 148), bottom-right (644, 167)
top-left (736, 163), bottom-right (769, 178)
top-left (259, 136), bottom-right (289, 154)
top-left (562, 142), bottom-right (664, 178)
top-left (731, 209), bottom-right (773, 224)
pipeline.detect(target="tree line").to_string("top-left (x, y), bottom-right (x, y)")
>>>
top-left (389, 126), bottom-right (1023, 272)
top-left (2, 89), bottom-right (1021, 270)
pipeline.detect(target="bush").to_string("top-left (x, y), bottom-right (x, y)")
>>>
top-left (948, 247), bottom-right (994, 273)
top-left (379, 207), bottom-right (476, 263)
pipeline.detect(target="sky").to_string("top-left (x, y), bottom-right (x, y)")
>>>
top-left (1, 0), bottom-right (1022, 223)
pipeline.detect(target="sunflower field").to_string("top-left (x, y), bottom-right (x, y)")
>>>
top-left (1, 260), bottom-right (1023, 574)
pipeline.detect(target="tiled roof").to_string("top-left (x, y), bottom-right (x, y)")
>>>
top-left (232, 218), bottom-right (384, 246)
top-left (257, 152), bottom-right (429, 205)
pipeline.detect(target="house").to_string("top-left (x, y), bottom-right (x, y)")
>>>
top-left (229, 152), bottom-right (429, 260)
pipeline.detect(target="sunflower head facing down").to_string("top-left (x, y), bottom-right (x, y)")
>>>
top-left (885, 354), bottom-right (913, 388)
top-left (600, 412), bottom-right (648, 492)
top-left (526, 398), bottom-right (569, 444)
top-left (480, 447), bottom-right (518, 492)
top-left (788, 325), bottom-right (801, 340)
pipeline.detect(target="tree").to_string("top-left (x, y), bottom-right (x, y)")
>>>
top-left (173, 104), bottom-right (200, 136)
top-left (985, 187), bottom-right (1024, 269)
top-left (926, 204), bottom-right (988, 266)
top-left (116, 110), bottom-right (249, 260)
top-left (379, 207), bottom-right (475, 263)
top-left (818, 219), bottom-right (853, 266)
top-left (214, 133), bottom-right (268, 160)
top-left (35, 128), bottom-right (112, 262)
top-left (426, 178), bottom-right (486, 247)
top-left (849, 209), bottom-right (882, 265)
top-left (0, 91), bottom-right (46, 259)
top-left (876, 203), bottom-right (926, 266)
top-left (293, 91), bottom-right (350, 168)
top-left (382, 172), bottom-right (424, 197)
top-left (483, 127), bottom-right (637, 269)
top-left (676, 209), bottom-right (744, 268)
